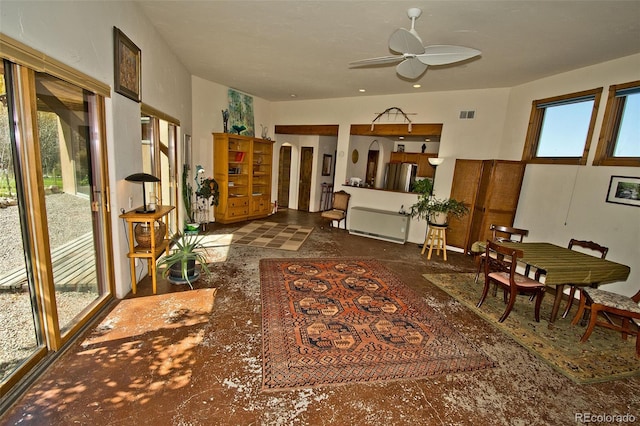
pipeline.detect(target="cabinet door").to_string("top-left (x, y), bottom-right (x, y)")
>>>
top-left (416, 154), bottom-right (436, 177)
top-left (471, 160), bottom-right (526, 247)
top-left (390, 152), bottom-right (404, 163)
top-left (447, 160), bottom-right (483, 250)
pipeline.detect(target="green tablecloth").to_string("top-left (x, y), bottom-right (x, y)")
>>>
top-left (476, 241), bottom-right (630, 286)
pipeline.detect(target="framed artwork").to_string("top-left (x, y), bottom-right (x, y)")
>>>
top-left (114, 27), bottom-right (141, 102)
top-left (228, 89), bottom-right (255, 136)
top-left (322, 154), bottom-right (332, 176)
top-left (397, 144), bottom-right (405, 152)
top-left (606, 175), bottom-right (640, 207)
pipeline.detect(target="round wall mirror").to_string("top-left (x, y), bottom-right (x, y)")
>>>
top-left (351, 149), bottom-right (359, 164)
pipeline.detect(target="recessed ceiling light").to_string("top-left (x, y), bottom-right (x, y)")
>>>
top-left (413, 84), bottom-right (421, 88)
top-left (290, 94), bottom-right (297, 98)
top-left (359, 89), bottom-right (366, 92)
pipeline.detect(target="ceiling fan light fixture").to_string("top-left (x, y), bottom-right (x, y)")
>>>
top-left (349, 7), bottom-right (481, 80)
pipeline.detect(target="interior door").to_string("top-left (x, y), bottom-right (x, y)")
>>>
top-left (298, 147), bottom-right (313, 211)
top-left (277, 145), bottom-right (291, 209)
top-left (365, 149), bottom-right (379, 186)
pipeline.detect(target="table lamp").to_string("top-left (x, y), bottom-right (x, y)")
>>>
top-left (125, 172), bottom-right (160, 213)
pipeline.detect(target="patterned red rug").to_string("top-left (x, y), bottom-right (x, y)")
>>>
top-left (260, 258), bottom-right (495, 391)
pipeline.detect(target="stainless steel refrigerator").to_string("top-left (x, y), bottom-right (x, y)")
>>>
top-left (384, 163), bottom-right (418, 192)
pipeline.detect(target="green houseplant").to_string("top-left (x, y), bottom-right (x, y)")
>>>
top-left (157, 233), bottom-right (212, 288)
top-left (409, 178), bottom-right (468, 225)
top-left (410, 197), bottom-right (469, 224)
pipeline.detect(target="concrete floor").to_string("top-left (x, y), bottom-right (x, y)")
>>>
top-left (1, 209), bottom-right (639, 425)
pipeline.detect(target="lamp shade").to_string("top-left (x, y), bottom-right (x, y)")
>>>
top-left (428, 157), bottom-right (444, 166)
top-left (125, 173), bottom-right (160, 213)
top-left (125, 173), bottom-right (160, 183)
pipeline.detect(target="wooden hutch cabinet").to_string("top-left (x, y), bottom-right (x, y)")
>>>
top-left (213, 133), bottom-right (274, 224)
top-left (447, 159), bottom-right (526, 253)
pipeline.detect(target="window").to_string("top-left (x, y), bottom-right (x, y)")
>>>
top-left (593, 80), bottom-right (640, 167)
top-left (522, 88), bottom-right (602, 165)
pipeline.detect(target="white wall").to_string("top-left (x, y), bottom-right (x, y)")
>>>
top-left (1, 1), bottom-right (193, 298)
top-left (271, 89), bottom-right (512, 244)
top-left (502, 54), bottom-right (640, 296)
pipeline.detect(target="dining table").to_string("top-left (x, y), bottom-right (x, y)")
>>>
top-left (485, 241), bottom-right (631, 324)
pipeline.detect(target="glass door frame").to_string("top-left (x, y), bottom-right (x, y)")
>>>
top-left (1, 58), bottom-right (114, 400)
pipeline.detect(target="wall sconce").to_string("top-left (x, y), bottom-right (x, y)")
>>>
top-left (428, 157), bottom-right (444, 167)
top-left (125, 172), bottom-right (160, 213)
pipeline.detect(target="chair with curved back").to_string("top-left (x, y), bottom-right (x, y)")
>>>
top-left (474, 224), bottom-right (529, 283)
top-left (560, 239), bottom-right (609, 318)
top-left (321, 190), bottom-right (350, 229)
top-left (476, 240), bottom-right (546, 323)
top-left (571, 287), bottom-right (640, 357)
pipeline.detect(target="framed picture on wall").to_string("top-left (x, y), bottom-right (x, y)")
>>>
top-left (606, 175), bottom-right (640, 207)
top-left (114, 27), bottom-right (141, 102)
top-left (322, 154), bottom-right (332, 176)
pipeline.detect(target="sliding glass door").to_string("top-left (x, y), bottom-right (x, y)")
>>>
top-left (0, 58), bottom-right (113, 399)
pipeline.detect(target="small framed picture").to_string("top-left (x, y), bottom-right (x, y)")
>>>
top-left (114, 27), bottom-right (141, 102)
top-left (397, 144), bottom-right (405, 153)
top-left (322, 154), bottom-right (332, 176)
top-left (606, 175), bottom-right (640, 207)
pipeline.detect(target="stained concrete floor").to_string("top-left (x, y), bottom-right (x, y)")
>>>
top-left (1, 209), bottom-right (639, 425)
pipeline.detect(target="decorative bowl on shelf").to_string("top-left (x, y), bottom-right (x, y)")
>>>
top-left (134, 220), bottom-right (166, 248)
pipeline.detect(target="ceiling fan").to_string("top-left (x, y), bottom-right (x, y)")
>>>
top-left (349, 7), bottom-right (481, 79)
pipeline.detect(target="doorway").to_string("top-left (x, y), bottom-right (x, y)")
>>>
top-left (277, 145), bottom-right (291, 209)
top-left (298, 147), bottom-right (313, 211)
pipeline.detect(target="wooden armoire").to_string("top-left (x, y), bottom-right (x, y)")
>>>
top-left (447, 159), bottom-right (527, 253)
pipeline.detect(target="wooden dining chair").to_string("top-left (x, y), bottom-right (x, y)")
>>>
top-left (571, 287), bottom-right (640, 357)
top-left (320, 190), bottom-right (350, 229)
top-left (560, 239), bottom-right (608, 318)
top-left (477, 240), bottom-right (546, 323)
top-left (474, 224), bottom-right (529, 283)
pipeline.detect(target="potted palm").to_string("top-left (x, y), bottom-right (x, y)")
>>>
top-left (157, 233), bottom-right (212, 289)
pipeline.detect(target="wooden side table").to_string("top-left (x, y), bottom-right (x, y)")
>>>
top-left (119, 205), bottom-right (174, 294)
top-left (421, 222), bottom-right (448, 261)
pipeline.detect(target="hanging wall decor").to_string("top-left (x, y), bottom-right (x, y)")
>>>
top-left (606, 175), bottom-right (640, 207)
top-left (113, 27), bottom-right (141, 102)
top-left (228, 89), bottom-right (254, 136)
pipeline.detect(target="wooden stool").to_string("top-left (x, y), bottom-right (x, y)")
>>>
top-left (421, 222), bottom-right (448, 261)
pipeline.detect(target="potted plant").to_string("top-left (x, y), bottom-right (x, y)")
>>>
top-left (157, 233), bottom-right (212, 289)
top-left (409, 179), bottom-right (468, 225)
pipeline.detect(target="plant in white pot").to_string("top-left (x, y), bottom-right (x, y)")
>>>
top-left (409, 179), bottom-right (468, 225)
top-left (157, 233), bottom-right (212, 289)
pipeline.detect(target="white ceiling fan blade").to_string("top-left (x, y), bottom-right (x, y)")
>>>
top-left (396, 58), bottom-right (428, 79)
top-left (416, 45), bottom-right (481, 66)
top-left (349, 55), bottom-right (404, 67)
top-left (389, 28), bottom-right (424, 55)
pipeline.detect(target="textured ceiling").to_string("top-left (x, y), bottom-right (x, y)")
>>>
top-left (135, 0), bottom-right (640, 102)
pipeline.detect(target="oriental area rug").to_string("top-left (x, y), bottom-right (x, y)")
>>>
top-left (423, 273), bottom-right (640, 384)
top-left (233, 221), bottom-right (313, 251)
top-left (259, 258), bottom-right (495, 391)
